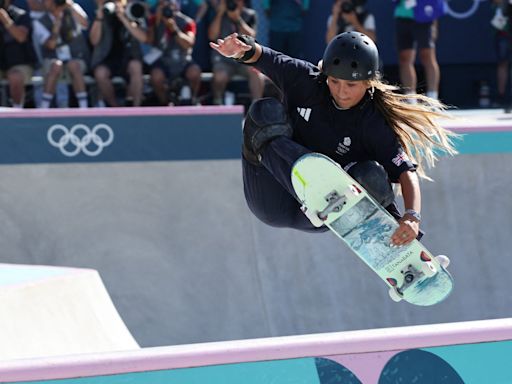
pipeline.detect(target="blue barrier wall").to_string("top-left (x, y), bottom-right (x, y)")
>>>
top-left (0, 108), bottom-right (510, 165)
top-left (0, 107), bottom-right (243, 164)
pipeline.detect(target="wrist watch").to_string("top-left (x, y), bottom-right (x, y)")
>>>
top-left (404, 209), bottom-right (421, 222)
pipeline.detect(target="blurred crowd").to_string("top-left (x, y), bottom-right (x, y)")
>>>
top-left (0, 0), bottom-right (501, 109)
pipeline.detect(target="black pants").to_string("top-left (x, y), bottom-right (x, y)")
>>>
top-left (242, 137), bottom-right (403, 233)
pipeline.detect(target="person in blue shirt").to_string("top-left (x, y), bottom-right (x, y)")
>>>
top-left (393, 0), bottom-right (445, 101)
top-left (263, 0), bottom-right (309, 58)
top-left (491, 0), bottom-right (512, 107)
top-left (210, 31), bottom-right (457, 247)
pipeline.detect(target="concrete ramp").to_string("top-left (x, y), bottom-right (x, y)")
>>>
top-left (0, 264), bottom-right (139, 360)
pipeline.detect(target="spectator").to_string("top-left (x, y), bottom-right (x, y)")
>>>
top-left (491, 0), bottom-right (512, 107)
top-left (0, 0), bottom-right (37, 108)
top-left (33, 0), bottom-right (90, 108)
top-left (208, 0), bottom-right (264, 105)
top-left (263, 0), bottom-right (309, 58)
top-left (146, 0), bottom-right (202, 105)
top-left (326, 0), bottom-right (376, 44)
top-left (393, 0), bottom-right (444, 100)
top-left (89, 0), bottom-right (148, 107)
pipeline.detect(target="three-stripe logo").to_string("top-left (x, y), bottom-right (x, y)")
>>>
top-left (297, 107), bottom-right (312, 122)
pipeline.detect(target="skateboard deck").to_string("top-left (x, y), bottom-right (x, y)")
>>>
top-left (291, 153), bottom-right (454, 306)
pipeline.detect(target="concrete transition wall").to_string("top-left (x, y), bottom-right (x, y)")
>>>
top-left (0, 108), bottom-right (510, 348)
top-left (0, 264), bottom-right (138, 360)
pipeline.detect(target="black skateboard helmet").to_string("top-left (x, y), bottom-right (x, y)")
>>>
top-left (322, 31), bottom-right (379, 80)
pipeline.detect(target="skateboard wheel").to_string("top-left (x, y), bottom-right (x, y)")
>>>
top-left (421, 261), bottom-right (437, 277)
top-left (388, 286), bottom-right (403, 302)
top-left (301, 205), bottom-right (325, 228)
top-left (435, 255), bottom-right (450, 269)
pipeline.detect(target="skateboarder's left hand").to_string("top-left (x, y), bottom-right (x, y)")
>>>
top-left (210, 32), bottom-right (251, 59)
top-left (391, 218), bottom-right (419, 246)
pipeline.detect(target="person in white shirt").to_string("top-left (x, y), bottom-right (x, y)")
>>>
top-left (32, 0), bottom-right (90, 108)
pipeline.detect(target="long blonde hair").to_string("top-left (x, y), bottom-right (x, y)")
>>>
top-left (368, 79), bottom-right (460, 180)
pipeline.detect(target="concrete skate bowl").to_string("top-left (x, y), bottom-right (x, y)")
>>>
top-left (0, 107), bottom-right (510, 349)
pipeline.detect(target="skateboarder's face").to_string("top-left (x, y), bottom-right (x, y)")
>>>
top-left (326, 76), bottom-right (368, 109)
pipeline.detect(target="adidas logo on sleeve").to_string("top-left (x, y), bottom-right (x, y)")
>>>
top-left (297, 107), bottom-right (312, 122)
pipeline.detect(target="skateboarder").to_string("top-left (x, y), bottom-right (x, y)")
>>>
top-left (210, 31), bottom-right (458, 246)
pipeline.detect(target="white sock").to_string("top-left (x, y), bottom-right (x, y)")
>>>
top-left (426, 91), bottom-right (438, 100)
top-left (405, 96), bottom-right (417, 105)
top-left (11, 103), bottom-right (23, 109)
top-left (40, 93), bottom-right (53, 109)
top-left (402, 91), bottom-right (417, 105)
top-left (76, 92), bottom-right (88, 108)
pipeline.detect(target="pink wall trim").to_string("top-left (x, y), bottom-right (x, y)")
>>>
top-left (441, 114), bottom-right (512, 132)
top-left (1, 318), bottom-right (511, 382)
top-left (0, 106), bottom-right (244, 119)
top-left (447, 125), bottom-right (512, 133)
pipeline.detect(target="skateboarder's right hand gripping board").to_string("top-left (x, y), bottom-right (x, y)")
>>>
top-left (291, 153), bottom-right (453, 306)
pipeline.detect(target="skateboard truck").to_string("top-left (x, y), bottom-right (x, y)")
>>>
top-left (388, 261), bottom-right (438, 302)
top-left (318, 191), bottom-right (347, 221)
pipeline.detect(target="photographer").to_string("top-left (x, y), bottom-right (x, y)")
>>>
top-left (208, 0), bottom-right (264, 105)
top-left (491, 0), bottom-right (512, 106)
top-left (0, 0), bottom-right (37, 108)
top-left (393, 0), bottom-right (444, 101)
top-left (326, 0), bottom-right (376, 44)
top-left (89, 0), bottom-right (148, 107)
top-left (33, 0), bottom-right (90, 108)
top-left (146, 0), bottom-right (202, 105)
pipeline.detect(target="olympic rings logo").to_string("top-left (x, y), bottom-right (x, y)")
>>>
top-left (444, 0), bottom-right (486, 20)
top-left (47, 123), bottom-right (114, 157)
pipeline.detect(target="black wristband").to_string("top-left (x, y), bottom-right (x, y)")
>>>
top-left (233, 34), bottom-right (256, 63)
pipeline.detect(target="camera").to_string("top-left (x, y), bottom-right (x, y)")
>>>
top-left (54, 0), bottom-right (66, 6)
top-left (341, 1), bottom-right (355, 13)
top-left (162, 6), bottom-right (173, 18)
top-left (126, 1), bottom-right (146, 21)
top-left (103, 0), bottom-right (115, 15)
top-left (226, 0), bottom-right (237, 11)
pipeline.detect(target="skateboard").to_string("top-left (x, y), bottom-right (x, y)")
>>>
top-left (291, 153), bottom-right (454, 306)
